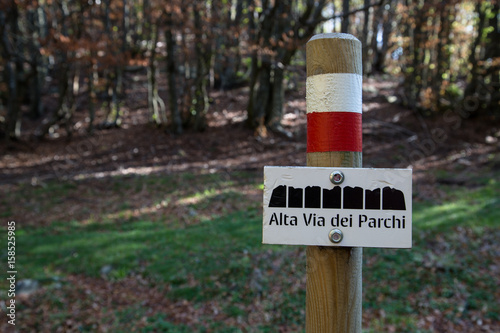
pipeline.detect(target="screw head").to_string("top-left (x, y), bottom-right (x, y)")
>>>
top-left (330, 170), bottom-right (344, 185)
top-left (329, 229), bottom-right (343, 243)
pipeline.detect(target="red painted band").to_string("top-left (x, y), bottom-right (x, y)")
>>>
top-left (307, 112), bottom-right (362, 152)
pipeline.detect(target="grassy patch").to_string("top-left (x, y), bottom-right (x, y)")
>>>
top-left (1, 171), bottom-right (499, 332)
top-left (414, 178), bottom-right (499, 230)
top-left (363, 176), bottom-right (500, 332)
top-left (141, 315), bottom-right (192, 333)
top-left (9, 180), bottom-right (263, 284)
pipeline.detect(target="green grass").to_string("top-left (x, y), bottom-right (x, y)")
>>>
top-left (14, 201), bottom-right (263, 292)
top-left (362, 176), bottom-right (500, 332)
top-left (414, 178), bottom-right (499, 230)
top-left (1, 171), bottom-right (499, 332)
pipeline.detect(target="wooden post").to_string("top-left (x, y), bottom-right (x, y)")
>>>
top-left (305, 33), bottom-right (363, 332)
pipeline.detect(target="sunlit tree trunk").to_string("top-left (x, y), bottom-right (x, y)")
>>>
top-left (374, 0), bottom-right (394, 73)
top-left (146, 4), bottom-right (167, 127)
top-left (191, 2), bottom-right (212, 131)
top-left (485, 2), bottom-right (499, 112)
top-left (87, 60), bottom-right (97, 134)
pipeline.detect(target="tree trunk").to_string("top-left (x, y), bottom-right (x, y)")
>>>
top-left (373, 0), bottom-right (394, 73)
top-left (0, 2), bottom-right (22, 140)
top-left (433, 3), bottom-right (452, 111)
top-left (463, 0), bottom-right (499, 117)
top-left (165, 11), bottom-right (182, 134)
top-left (403, 0), bottom-right (424, 111)
top-left (251, 60), bottom-right (273, 128)
top-left (484, 2), bottom-right (499, 111)
top-left (34, 0), bottom-right (74, 138)
top-left (191, 3), bottom-right (211, 132)
top-left (87, 61), bottom-right (97, 134)
top-left (5, 62), bottom-right (21, 140)
top-left (34, 59), bottom-right (70, 138)
top-left (147, 21), bottom-right (167, 126)
top-left (247, 1), bottom-right (277, 128)
top-left (463, 1), bottom-right (487, 105)
top-left (341, 0), bottom-right (350, 33)
top-left (111, 0), bottom-right (130, 127)
top-left (246, 0), bottom-right (327, 130)
top-left (245, 0), bottom-right (260, 128)
top-left (267, 63), bottom-right (285, 128)
top-left (215, 0), bottom-right (245, 89)
top-left (27, 8), bottom-right (44, 119)
top-left (361, 0), bottom-right (371, 75)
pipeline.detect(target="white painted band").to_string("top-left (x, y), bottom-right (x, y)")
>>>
top-left (306, 73), bottom-right (362, 113)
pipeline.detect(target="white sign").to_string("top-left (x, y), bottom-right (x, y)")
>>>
top-left (263, 167), bottom-right (412, 248)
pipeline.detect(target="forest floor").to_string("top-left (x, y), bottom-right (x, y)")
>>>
top-left (2, 74), bottom-right (499, 191)
top-left (0, 75), bottom-right (499, 332)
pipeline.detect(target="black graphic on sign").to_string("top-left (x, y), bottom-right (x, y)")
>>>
top-left (269, 185), bottom-right (406, 210)
top-left (343, 186), bottom-right (363, 209)
top-left (323, 187), bottom-right (341, 208)
top-left (305, 186), bottom-right (321, 208)
top-left (365, 188), bottom-right (381, 210)
top-left (382, 187), bottom-right (406, 210)
top-left (269, 185), bottom-right (286, 207)
top-left (288, 187), bottom-right (303, 208)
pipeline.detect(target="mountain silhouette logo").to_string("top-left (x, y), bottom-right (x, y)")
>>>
top-left (268, 185), bottom-right (406, 211)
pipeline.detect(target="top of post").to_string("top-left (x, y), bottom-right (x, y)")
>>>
top-left (308, 33), bottom-right (360, 43)
top-left (306, 33), bottom-right (362, 76)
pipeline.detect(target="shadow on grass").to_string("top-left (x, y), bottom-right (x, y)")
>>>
top-left (1, 171), bottom-right (499, 332)
top-left (414, 178), bottom-right (499, 230)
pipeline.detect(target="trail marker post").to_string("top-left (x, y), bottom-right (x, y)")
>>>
top-left (262, 33), bottom-right (412, 332)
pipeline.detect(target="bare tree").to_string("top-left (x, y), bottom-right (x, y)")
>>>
top-left (164, 7), bottom-right (182, 134)
top-left (246, 0), bottom-right (327, 132)
top-left (0, 1), bottom-right (22, 140)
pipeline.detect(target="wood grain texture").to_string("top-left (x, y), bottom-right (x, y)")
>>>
top-left (306, 151), bottom-right (362, 168)
top-left (307, 33), bottom-right (362, 77)
top-left (306, 246), bottom-right (363, 332)
top-left (306, 33), bottom-right (363, 333)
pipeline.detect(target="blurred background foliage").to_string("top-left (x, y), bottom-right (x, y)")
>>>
top-left (0, 0), bottom-right (498, 141)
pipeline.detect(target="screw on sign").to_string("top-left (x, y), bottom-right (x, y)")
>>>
top-left (329, 170), bottom-right (344, 185)
top-left (329, 229), bottom-right (343, 243)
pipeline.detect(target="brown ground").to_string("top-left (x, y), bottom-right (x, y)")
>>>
top-left (1, 75), bottom-right (498, 189)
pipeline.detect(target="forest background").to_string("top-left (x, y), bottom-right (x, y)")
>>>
top-left (0, 0), bottom-right (499, 332)
top-left (0, 0), bottom-right (498, 138)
